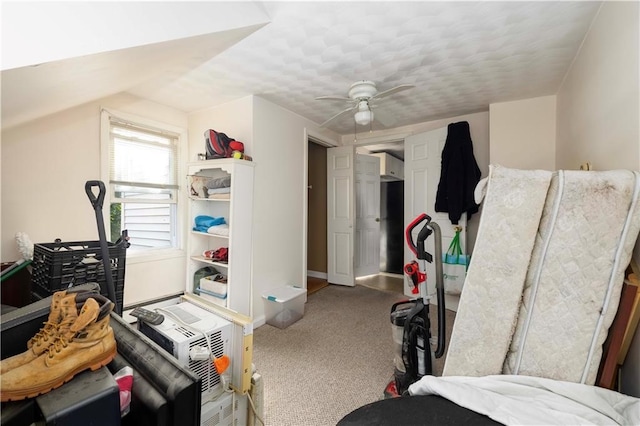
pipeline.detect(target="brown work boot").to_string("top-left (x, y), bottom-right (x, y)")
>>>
top-left (0, 288), bottom-right (98, 374)
top-left (0, 295), bottom-right (117, 402)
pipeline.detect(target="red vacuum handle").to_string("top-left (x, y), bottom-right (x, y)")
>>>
top-left (405, 214), bottom-right (430, 257)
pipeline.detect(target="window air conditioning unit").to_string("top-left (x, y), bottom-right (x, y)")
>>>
top-left (138, 301), bottom-right (233, 401)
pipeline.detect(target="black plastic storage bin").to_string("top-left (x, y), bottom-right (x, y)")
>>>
top-left (30, 231), bottom-right (128, 313)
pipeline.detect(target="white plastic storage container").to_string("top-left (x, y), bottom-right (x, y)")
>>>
top-left (262, 286), bottom-right (306, 329)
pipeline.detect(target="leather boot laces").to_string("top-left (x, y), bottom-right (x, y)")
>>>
top-left (47, 336), bottom-right (71, 359)
top-left (29, 323), bottom-right (58, 347)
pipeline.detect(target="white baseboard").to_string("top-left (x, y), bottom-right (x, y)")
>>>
top-left (307, 270), bottom-right (327, 279)
top-left (253, 315), bottom-right (266, 329)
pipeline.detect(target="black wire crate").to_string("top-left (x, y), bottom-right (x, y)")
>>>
top-left (31, 231), bottom-right (128, 313)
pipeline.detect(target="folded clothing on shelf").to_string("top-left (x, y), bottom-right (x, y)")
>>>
top-left (205, 176), bottom-right (231, 189)
top-left (207, 224), bottom-right (230, 236)
top-left (207, 187), bottom-right (231, 194)
top-left (202, 247), bottom-right (228, 263)
top-left (208, 193), bottom-right (230, 200)
top-left (193, 215), bottom-right (226, 232)
top-left (207, 187), bottom-right (231, 200)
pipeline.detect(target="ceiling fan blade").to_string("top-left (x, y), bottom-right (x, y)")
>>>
top-left (315, 95), bottom-right (352, 102)
top-left (320, 105), bottom-right (357, 127)
top-left (372, 108), bottom-right (397, 128)
top-left (370, 84), bottom-right (415, 101)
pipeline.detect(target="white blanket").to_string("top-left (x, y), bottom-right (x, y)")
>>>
top-left (409, 375), bottom-right (640, 426)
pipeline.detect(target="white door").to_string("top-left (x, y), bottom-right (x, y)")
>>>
top-left (404, 127), bottom-right (467, 300)
top-left (327, 146), bottom-right (355, 286)
top-left (355, 154), bottom-right (381, 277)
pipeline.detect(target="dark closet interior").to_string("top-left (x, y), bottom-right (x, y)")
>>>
top-left (380, 180), bottom-right (404, 274)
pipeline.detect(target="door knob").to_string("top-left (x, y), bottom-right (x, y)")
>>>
top-left (375, 218), bottom-right (380, 222)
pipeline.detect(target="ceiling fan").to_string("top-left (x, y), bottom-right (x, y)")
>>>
top-left (316, 80), bottom-right (415, 128)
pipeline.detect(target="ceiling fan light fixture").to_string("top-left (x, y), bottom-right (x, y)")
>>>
top-left (317, 80), bottom-right (414, 129)
top-left (354, 109), bottom-right (373, 126)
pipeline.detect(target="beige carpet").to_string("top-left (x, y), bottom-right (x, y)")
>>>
top-left (253, 283), bottom-right (456, 426)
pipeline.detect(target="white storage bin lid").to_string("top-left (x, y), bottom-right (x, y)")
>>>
top-left (262, 285), bottom-right (306, 303)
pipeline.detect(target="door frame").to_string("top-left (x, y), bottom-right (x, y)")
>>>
top-left (352, 138), bottom-right (406, 280)
top-left (302, 129), bottom-right (338, 290)
top-left (302, 130), bottom-right (413, 288)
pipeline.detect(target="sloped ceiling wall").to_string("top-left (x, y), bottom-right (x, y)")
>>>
top-left (1, 2), bottom-right (270, 129)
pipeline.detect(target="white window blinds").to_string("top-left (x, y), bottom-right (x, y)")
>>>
top-left (109, 118), bottom-right (179, 202)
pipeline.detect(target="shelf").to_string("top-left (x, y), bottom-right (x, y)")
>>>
top-left (188, 196), bottom-right (231, 202)
top-left (186, 158), bottom-right (253, 317)
top-left (191, 256), bottom-right (229, 269)
top-left (191, 230), bottom-right (229, 239)
top-left (187, 158), bottom-right (255, 175)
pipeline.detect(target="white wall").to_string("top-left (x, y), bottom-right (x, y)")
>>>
top-left (556, 2), bottom-right (639, 172)
top-left (1, 93), bottom-right (189, 306)
top-left (555, 1), bottom-right (640, 397)
top-left (188, 96), bottom-right (255, 162)
top-left (1, 2), bottom-right (269, 70)
top-left (341, 111), bottom-right (490, 255)
top-left (489, 95), bottom-right (556, 170)
top-left (250, 96), bottom-right (339, 323)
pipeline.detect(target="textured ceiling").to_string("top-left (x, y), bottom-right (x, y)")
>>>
top-left (2, 2), bottom-right (601, 135)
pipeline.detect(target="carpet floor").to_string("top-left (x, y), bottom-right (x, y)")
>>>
top-left (253, 283), bottom-right (456, 426)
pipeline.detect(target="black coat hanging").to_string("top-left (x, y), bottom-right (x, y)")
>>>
top-left (434, 121), bottom-right (481, 225)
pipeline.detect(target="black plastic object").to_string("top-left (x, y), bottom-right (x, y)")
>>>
top-left (130, 307), bottom-right (164, 325)
top-left (108, 354), bottom-right (169, 426)
top-left (426, 221), bottom-right (446, 359)
top-left (338, 395), bottom-right (503, 426)
top-left (392, 298), bottom-right (432, 394)
top-left (405, 213), bottom-right (433, 263)
top-left (109, 313), bottom-right (202, 426)
top-left (36, 367), bottom-right (120, 426)
top-left (0, 397), bottom-right (39, 426)
top-left (390, 300), bottom-right (415, 327)
top-left (30, 233), bottom-right (128, 314)
top-left (85, 180), bottom-right (120, 315)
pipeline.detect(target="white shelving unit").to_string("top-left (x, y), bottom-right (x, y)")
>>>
top-left (186, 158), bottom-right (255, 317)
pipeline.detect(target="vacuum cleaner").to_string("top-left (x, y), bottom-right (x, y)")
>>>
top-left (384, 213), bottom-right (446, 397)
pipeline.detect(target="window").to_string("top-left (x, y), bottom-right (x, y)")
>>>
top-left (105, 112), bottom-right (181, 253)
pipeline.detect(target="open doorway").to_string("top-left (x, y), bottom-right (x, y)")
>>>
top-left (305, 136), bottom-right (405, 294)
top-left (355, 141), bottom-right (405, 278)
top-left (306, 139), bottom-right (329, 294)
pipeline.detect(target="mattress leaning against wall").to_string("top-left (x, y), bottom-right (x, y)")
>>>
top-left (443, 166), bottom-right (640, 384)
top-left (503, 170), bottom-right (640, 384)
top-left (442, 165), bottom-right (553, 377)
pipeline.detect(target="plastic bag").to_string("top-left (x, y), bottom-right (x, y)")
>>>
top-left (442, 229), bottom-right (469, 295)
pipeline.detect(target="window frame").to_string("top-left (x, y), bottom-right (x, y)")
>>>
top-left (100, 108), bottom-right (187, 262)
